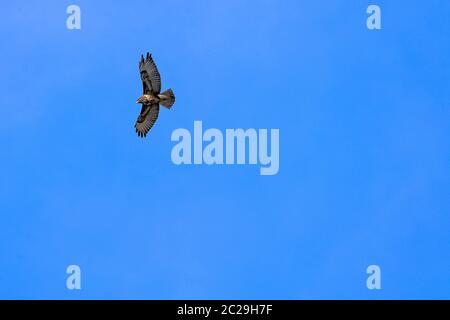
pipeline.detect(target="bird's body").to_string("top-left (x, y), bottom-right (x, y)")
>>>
top-left (134, 53), bottom-right (175, 138)
top-left (137, 94), bottom-right (159, 105)
top-left (137, 92), bottom-right (175, 106)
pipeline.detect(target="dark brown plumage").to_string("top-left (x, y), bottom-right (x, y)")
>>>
top-left (135, 53), bottom-right (175, 138)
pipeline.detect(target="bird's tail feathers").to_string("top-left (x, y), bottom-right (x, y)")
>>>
top-left (159, 89), bottom-right (175, 109)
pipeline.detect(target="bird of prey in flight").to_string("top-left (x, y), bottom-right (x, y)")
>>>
top-left (135, 52), bottom-right (175, 137)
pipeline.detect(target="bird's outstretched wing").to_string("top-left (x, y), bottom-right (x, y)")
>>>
top-left (139, 53), bottom-right (161, 95)
top-left (135, 104), bottom-right (160, 137)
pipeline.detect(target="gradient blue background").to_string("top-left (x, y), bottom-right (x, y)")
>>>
top-left (0, 0), bottom-right (449, 299)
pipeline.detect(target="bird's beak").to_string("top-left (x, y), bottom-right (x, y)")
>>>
top-left (136, 100), bottom-right (139, 104)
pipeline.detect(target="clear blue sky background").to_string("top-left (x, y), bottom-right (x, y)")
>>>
top-left (0, 1), bottom-right (449, 299)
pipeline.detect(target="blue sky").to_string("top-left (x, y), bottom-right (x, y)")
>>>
top-left (0, 0), bottom-right (449, 299)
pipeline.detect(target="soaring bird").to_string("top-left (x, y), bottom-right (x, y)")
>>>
top-left (135, 53), bottom-right (175, 137)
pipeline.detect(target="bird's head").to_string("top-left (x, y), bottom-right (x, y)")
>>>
top-left (136, 96), bottom-right (144, 104)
